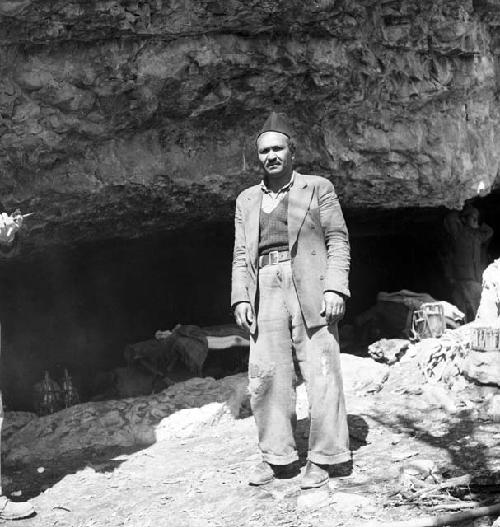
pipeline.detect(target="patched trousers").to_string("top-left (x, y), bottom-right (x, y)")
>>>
top-left (249, 261), bottom-right (350, 466)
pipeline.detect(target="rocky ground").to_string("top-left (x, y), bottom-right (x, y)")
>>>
top-left (2, 343), bottom-right (500, 527)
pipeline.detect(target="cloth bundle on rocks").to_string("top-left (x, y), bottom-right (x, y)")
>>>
top-left (162, 324), bottom-right (208, 376)
top-left (124, 339), bottom-right (174, 377)
top-left (126, 324), bottom-right (208, 378)
top-left (105, 323), bottom-right (249, 401)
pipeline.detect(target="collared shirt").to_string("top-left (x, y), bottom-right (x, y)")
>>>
top-left (260, 172), bottom-right (295, 214)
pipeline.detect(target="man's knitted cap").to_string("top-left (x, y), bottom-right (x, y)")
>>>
top-left (257, 111), bottom-right (293, 140)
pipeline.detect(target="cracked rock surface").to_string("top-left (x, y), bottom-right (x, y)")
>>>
top-left (0, 1), bottom-right (499, 251)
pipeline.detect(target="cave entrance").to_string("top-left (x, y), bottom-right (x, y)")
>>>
top-left (0, 191), bottom-right (499, 411)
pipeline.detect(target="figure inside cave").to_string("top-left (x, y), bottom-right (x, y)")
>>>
top-left (443, 204), bottom-right (493, 322)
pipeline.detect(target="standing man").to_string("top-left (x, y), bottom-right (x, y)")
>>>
top-left (0, 210), bottom-right (35, 520)
top-left (231, 112), bottom-right (351, 489)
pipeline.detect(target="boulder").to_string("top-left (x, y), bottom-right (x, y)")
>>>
top-left (155, 402), bottom-right (230, 441)
top-left (368, 339), bottom-right (409, 364)
top-left (3, 373), bottom-right (248, 465)
top-left (487, 394), bottom-right (500, 422)
top-left (462, 350), bottom-right (500, 387)
top-left (340, 355), bottom-right (390, 394)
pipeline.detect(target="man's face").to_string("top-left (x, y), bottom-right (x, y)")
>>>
top-left (257, 131), bottom-right (294, 180)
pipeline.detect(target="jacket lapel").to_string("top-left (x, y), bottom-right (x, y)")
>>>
top-left (288, 172), bottom-right (314, 247)
top-left (243, 187), bottom-right (262, 269)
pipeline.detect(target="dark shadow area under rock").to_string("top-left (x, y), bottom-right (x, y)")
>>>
top-left (0, 192), bottom-right (499, 411)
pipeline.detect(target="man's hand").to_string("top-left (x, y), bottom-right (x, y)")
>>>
top-left (320, 291), bottom-right (345, 325)
top-left (0, 212), bottom-right (21, 245)
top-left (234, 302), bottom-right (254, 332)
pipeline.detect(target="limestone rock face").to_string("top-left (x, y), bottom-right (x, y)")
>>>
top-left (3, 373), bottom-right (249, 465)
top-left (0, 1), bottom-right (500, 250)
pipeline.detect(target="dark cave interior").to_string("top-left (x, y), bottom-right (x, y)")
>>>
top-left (1, 191), bottom-right (499, 411)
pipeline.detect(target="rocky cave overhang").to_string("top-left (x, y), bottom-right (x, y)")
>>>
top-left (1, 0), bottom-right (500, 252)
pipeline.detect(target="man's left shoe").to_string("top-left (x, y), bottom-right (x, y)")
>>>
top-left (300, 461), bottom-right (329, 489)
top-left (0, 496), bottom-right (35, 520)
top-left (248, 461), bottom-right (275, 486)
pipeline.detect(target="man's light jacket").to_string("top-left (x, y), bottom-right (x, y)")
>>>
top-left (231, 171), bottom-right (350, 332)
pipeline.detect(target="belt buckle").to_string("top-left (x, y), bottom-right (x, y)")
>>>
top-left (269, 250), bottom-right (279, 265)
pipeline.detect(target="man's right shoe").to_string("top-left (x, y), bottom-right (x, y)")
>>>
top-left (248, 461), bottom-right (274, 486)
top-left (0, 496), bottom-right (35, 520)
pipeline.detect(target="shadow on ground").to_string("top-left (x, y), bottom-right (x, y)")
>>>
top-left (294, 413), bottom-right (368, 476)
top-left (4, 444), bottom-right (150, 501)
top-left (371, 406), bottom-right (500, 503)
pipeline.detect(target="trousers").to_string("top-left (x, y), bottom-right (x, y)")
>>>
top-left (248, 261), bottom-right (350, 465)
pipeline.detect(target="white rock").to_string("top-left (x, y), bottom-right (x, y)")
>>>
top-left (155, 402), bottom-right (230, 441)
top-left (297, 487), bottom-right (330, 511)
top-left (463, 350), bottom-right (500, 386)
top-left (340, 355), bottom-right (390, 393)
top-left (331, 491), bottom-right (375, 513)
top-left (400, 459), bottom-right (437, 479)
top-left (487, 394), bottom-right (500, 422)
top-left (399, 342), bottom-right (422, 363)
top-left (421, 384), bottom-right (457, 413)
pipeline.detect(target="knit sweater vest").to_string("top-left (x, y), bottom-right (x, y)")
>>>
top-left (258, 195), bottom-right (289, 256)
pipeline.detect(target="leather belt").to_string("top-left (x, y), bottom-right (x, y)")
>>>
top-left (258, 250), bottom-right (290, 268)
